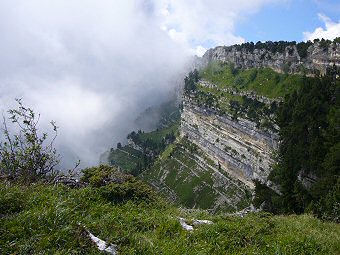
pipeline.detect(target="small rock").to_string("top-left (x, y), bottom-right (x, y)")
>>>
top-left (87, 230), bottom-right (118, 254)
top-left (179, 217), bottom-right (194, 231)
top-left (192, 219), bottom-right (213, 225)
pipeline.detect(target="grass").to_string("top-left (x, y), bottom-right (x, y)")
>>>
top-left (107, 98), bottom-right (180, 174)
top-left (138, 121), bottom-right (179, 144)
top-left (189, 62), bottom-right (297, 131)
top-left (200, 61), bottom-right (304, 98)
top-left (108, 146), bottom-right (143, 172)
top-left (1, 182), bottom-right (339, 254)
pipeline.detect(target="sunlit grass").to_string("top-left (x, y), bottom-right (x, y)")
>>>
top-left (1, 182), bottom-right (339, 254)
top-left (200, 61), bottom-right (304, 98)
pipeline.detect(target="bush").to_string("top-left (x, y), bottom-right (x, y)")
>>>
top-left (0, 99), bottom-right (59, 183)
top-left (81, 165), bottom-right (157, 203)
top-left (99, 181), bottom-right (156, 203)
top-left (81, 165), bottom-right (132, 187)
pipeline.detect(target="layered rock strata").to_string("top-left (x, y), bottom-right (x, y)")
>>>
top-left (202, 42), bottom-right (340, 75)
top-left (181, 98), bottom-right (279, 188)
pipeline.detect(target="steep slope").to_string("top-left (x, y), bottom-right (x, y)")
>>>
top-left (106, 99), bottom-right (253, 212)
top-left (111, 63), bottom-right (305, 211)
top-left (102, 99), bottom-right (180, 175)
top-left (178, 63), bottom-right (304, 190)
top-left (139, 65), bottom-right (289, 211)
top-left (181, 97), bottom-right (278, 186)
top-left (141, 138), bottom-right (252, 212)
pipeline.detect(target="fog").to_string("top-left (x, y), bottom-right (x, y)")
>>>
top-left (0, 1), bottom-right (190, 168)
top-left (0, 0), bottom-right (283, 169)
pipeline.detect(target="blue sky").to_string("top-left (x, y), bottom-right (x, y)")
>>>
top-left (236, 0), bottom-right (340, 43)
top-left (155, 0), bottom-right (340, 56)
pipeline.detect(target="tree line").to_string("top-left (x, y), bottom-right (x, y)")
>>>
top-left (254, 71), bottom-right (340, 222)
top-left (228, 37), bottom-right (340, 59)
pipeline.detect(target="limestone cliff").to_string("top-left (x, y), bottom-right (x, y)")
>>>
top-left (141, 63), bottom-right (288, 211)
top-left (180, 95), bottom-right (278, 189)
top-left (202, 41), bottom-right (340, 75)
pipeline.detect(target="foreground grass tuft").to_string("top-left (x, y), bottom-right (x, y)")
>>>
top-left (1, 182), bottom-right (339, 254)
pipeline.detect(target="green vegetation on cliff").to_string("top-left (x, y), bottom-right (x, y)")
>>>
top-left (108, 122), bottom-right (179, 176)
top-left (141, 138), bottom-right (252, 212)
top-left (221, 38), bottom-right (340, 59)
top-left (185, 64), bottom-right (289, 131)
top-left (201, 61), bottom-right (304, 98)
top-left (107, 100), bottom-right (180, 176)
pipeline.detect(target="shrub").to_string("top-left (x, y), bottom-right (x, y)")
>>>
top-left (99, 181), bottom-right (156, 203)
top-left (81, 164), bottom-right (132, 187)
top-left (81, 165), bottom-right (157, 203)
top-left (0, 99), bottom-right (59, 183)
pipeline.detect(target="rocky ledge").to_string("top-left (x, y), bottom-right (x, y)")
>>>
top-left (202, 41), bottom-right (340, 75)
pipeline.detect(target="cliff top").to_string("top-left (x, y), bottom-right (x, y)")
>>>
top-left (202, 38), bottom-right (340, 75)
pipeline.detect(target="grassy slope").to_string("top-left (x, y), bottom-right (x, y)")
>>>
top-left (108, 122), bottom-right (179, 174)
top-left (141, 138), bottom-right (252, 212)
top-left (107, 98), bottom-right (180, 174)
top-left (1, 183), bottom-right (339, 254)
top-left (201, 61), bottom-right (304, 98)
top-left (190, 62), bottom-right (305, 131)
top-left (108, 122), bottom-right (179, 172)
top-left (108, 147), bottom-right (143, 171)
top-left (138, 122), bottom-right (179, 145)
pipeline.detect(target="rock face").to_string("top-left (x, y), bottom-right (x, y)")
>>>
top-left (141, 133), bottom-right (253, 212)
top-left (202, 42), bottom-right (340, 75)
top-left (180, 97), bottom-right (279, 188)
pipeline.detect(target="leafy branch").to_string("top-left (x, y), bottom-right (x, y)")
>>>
top-left (0, 99), bottom-right (60, 183)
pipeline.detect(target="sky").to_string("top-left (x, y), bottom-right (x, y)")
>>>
top-left (156, 0), bottom-right (340, 55)
top-left (0, 0), bottom-right (339, 169)
top-left (237, 0), bottom-right (340, 45)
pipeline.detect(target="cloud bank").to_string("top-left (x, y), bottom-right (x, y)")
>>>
top-left (303, 14), bottom-right (340, 41)
top-left (0, 0), bottom-right (190, 168)
top-left (0, 0), bottom-right (281, 168)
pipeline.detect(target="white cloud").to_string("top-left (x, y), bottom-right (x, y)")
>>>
top-left (194, 46), bottom-right (207, 57)
top-left (0, 0), bottom-right (189, 168)
top-left (168, 28), bottom-right (188, 44)
top-left (303, 14), bottom-right (340, 41)
top-left (154, 0), bottom-right (281, 49)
